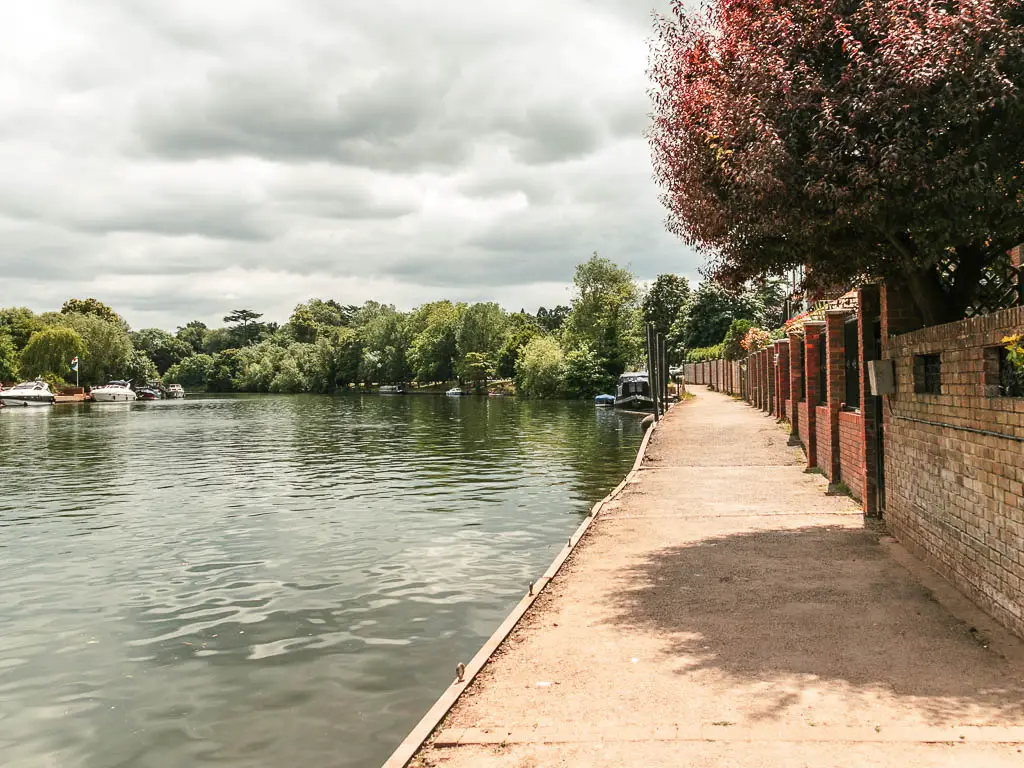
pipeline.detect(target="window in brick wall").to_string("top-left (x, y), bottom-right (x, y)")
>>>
top-left (985, 345), bottom-right (1024, 397)
top-left (913, 353), bottom-right (942, 395)
top-left (844, 319), bottom-right (860, 409)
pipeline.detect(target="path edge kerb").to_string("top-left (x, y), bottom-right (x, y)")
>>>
top-left (381, 411), bottom-right (664, 768)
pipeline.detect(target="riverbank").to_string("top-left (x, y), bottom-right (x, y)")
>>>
top-left (402, 388), bottom-right (1024, 767)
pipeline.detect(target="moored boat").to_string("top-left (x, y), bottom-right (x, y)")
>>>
top-left (445, 387), bottom-right (467, 397)
top-left (136, 386), bottom-right (161, 401)
top-left (614, 372), bottom-right (654, 411)
top-left (91, 380), bottom-right (137, 402)
top-left (0, 381), bottom-right (56, 407)
top-left (165, 384), bottom-right (185, 399)
top-left (379, 385), bottom-right (405, 395)
top-left (594, 394), bottom-right (615, 407)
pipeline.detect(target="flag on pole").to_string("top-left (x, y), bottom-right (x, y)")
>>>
top-left (71, 356), bottom-right (79, 372)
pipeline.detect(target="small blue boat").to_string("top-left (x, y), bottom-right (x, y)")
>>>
top-left (594, 394), bottom-right (615, 407)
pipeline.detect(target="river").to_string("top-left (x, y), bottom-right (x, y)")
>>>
top-left (0, 395), bottom-right (644, 768)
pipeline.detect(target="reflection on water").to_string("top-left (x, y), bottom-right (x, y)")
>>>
top-left (0, 395), bottom-right (643, 768)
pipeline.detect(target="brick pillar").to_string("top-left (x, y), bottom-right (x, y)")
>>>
top-left (858, 284), bottom-right (881, 517)
top-left (775, 340), bottom-right (790, 420)
top-left (759, 349), bottom-right (769, 411)
top-left (788, 332), bottom-right (803, 438)
top-left (765, 346), bottom-right (775, 415)
top-left (823, 311), bottom-right (847, 483)
top-left (748, 353), bottom-right (756, 404)
top-left (803, 323), bottom-right (823, 468)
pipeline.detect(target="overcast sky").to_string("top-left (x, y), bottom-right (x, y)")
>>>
top-left (0, 0), bottom-right (697, 331)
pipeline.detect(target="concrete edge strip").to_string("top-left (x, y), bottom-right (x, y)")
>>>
top-left (434, 724), bottom-right (1024, 746)
top-left (380, 414), bottom-right (662, 767)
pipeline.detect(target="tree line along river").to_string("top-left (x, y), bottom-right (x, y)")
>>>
top-left (0, 394), bottom-right (644, 768)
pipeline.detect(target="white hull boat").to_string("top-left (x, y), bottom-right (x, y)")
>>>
top-left (91, 380), bottom-right (137, 402)
top-left (0, 381), bottom-right (56, 407)
top-left (165, 384), bottom-right (185, 399)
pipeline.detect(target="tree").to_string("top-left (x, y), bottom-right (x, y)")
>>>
top-left (19, 327), bottom-right (86, 381)
top-left (721, 319), bottom-right (754, 361)
top-left (536, 305), bottom-right (570, 333)
top-left (671, 282), bottom-right (757, 351)
top-left (456, 303), bottom-right (507, 379)
top-left (562, 345), bottom-right (611, 398)
top-left (463, 352), bottom-right (495, 391)
top-left (61, 298), bottom-right (122, 325)
top-left (642, 274), bottom-right (691, 338)
top-left (0, 307), bottom-right (41, 351)
top-left (203, 327), bottom-right (237, 355)
top-left (407, 301), bottom-right (461, 383)
top-left (176, 321), bottom-right (209, 354)
top-left (132, 328), bottom-right (193, 374)
top-left (0, 332), bottom-right (18, 382)
top-left (649, 0), bottom-right (1024, 325)
top-left (563, 254), bottom-right (642, 378)
top-left (223, 309), bottom-right (264, 346)
top-left (54, 313), bottom-right (134, 385)
top-left (497, 313), bottom-right (540, 379)
top-left (357, 303), bottom-right (411, 385)
top-left (515, 336), bottom-right (564, 398)
top-left (163, 354), bottom-right (214, 389)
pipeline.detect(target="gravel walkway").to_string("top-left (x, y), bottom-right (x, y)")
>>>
top-left (410, 388), bottom-right (1024, 767)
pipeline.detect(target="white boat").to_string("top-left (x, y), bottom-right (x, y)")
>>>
top-left (614, 372), bottom-right (654, 411)
top-left (91, 380), bottom-right (137, 403)
top-left (379, 385), bottom-right (405, 395)
top-left (0, 381), bottom-right (56, 407)
top-left (445, 387), bottom-right (467, 397)
top-left (165, 384), bottom-right (185, 399)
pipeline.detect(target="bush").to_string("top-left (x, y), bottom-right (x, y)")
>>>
top-left (515, 336), bottom-right (564, 398)
top-left (684, 344), bottom-right (724, 363)
top-left (722, 319), bottom-right (752, 361)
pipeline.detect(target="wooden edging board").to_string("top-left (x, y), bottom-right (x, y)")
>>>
top-left (380, 411), bottom-right (663, 767)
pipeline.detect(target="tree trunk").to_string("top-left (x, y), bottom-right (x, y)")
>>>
top-left (903, 265), bottom-right (958, 327)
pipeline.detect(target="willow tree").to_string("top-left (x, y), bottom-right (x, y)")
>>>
top-left (650, 0), bottom-right (1024, 325)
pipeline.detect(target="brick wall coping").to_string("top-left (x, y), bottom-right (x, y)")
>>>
top-left (888, 305), bottom-right (1024, 352)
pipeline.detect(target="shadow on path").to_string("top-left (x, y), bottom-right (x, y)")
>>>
top-left (610, 524), bottom-right (1024, 724)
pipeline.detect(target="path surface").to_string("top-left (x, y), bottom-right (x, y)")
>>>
top-left (410, 389), bottom-right (1024, 767)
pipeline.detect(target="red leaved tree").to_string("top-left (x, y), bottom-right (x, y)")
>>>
top-left (649, 0), bottom-right (1024, 324)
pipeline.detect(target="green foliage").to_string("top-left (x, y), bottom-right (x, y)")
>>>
top-left (163, 354), bottom-right (214, 389)
top-left (722, 320), bottom-right (753, 361)
top-left (562, 346), bottom-right (612, 399)
top-left (515, 336), bottom-right (564, 398)
top-left (462, 351), bottom-right (495, 390)
top-left (51, 313), bottom-right (135, 385)
top-left (496, 313), bottom-right (539, 379)
top-left (407, 301), bottom-right (460, 383)
top-left (642, 274), bottom-right (691, 337)
top-left (563, 253), bottom-right (643, 379)
top-left (0, 307), bottom-right (41, 351)
top-left (456, 303), bottom-right (506, 379)
top-left (20, 327), bottom-right (86, 381)
top-left (536, 305), bottom-right (569, 333)
top-left (0, 331), bottom-right (19, 382)
top-left (223, 309), bottom-right (264, 346)
top-left (132, 328), bottom-right (193, 374)
top-left (685, 344), bottom-right (724, 363)
top-left (61, 298), bottom-right (121, 325)
top-left (176, 321), bottom-right (209, 354)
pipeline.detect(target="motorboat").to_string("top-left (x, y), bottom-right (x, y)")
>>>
top-left (445, 387), bottom-right (467, 397)
top-left (0, 380), bottom-right (56, 407)
top-left (165, 384), bottom-right (185, 399)
top-left (379, 385), bottom-right (405, 395)
top-left (136, 386), bottom-right (161, 401)
top-left (614, 372), bottom-right (654, 411)
top-left (91, 380), bottom-right (137, 402)
top-left (594, 394), bottom-right (615, 407)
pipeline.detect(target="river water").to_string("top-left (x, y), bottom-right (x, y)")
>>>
top-left (0, 395), bottom-right (643, 768)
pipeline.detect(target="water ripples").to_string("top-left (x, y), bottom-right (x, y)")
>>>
top-left (0, 394), bottom-right (642, 768)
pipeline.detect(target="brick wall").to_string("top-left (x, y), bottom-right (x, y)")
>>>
top-left (798, 401), bottom-right (811, 449)
top-left (776, 340), bottom-right (790, 419)
top-left (884, 304), bottom-right (1024, 638)
top-left (788, 332), bottom-right (803, 438)
top-left (838, 411), bottom-right (865, 500)
top-left (815, 405), bottom-right (833, 479)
